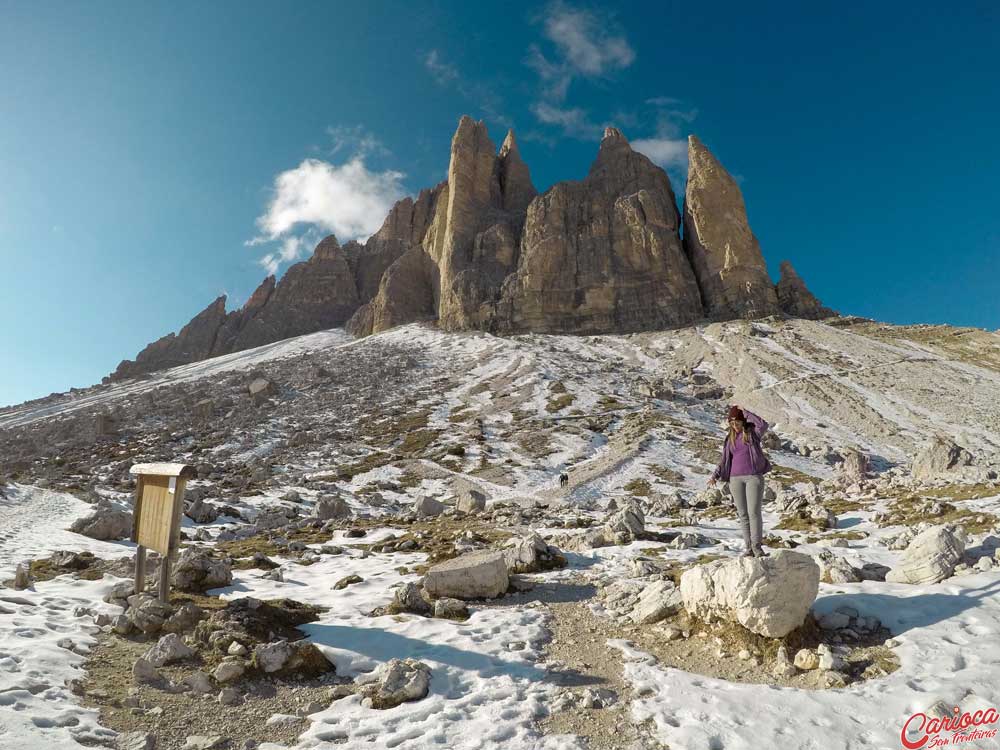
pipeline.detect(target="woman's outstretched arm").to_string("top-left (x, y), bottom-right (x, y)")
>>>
top-left (739, 406), bottom-right (769, 436)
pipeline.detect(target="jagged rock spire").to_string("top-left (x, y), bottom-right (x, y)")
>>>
top-left (496, 129), bottom-right (537, 214)
top-left (776, 261), bottom-right (838, 319)
top-left (683, 135), bottom-right (780, 320)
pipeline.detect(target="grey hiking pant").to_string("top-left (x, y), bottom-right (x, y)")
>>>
top-left (729, 474), bottom-right (765, 551)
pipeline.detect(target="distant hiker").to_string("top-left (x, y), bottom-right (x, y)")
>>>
top-left (708, 405), bottom-right (772, 558)
top-left (559, 472), bottom-right (569, 487)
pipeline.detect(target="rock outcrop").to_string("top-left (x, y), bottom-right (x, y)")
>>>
top-left (911, 436), bottom-right (975, 480)
top-left (679, 550), bottom-right (820, 637)
top-left (496, 127), bottom-right (703, 333)
top-left (110, 117), bottom-right (834, 381)
top-left (776, 261), bottom-right (837, 319)
top-left (111, 297), bottom-right (229, 381)
top-left (886, 525), bottom-right (966, 584)
top-left (423, 550), bottom-right (508, 600)
top-left (682, 135), bottom-right (780, 320)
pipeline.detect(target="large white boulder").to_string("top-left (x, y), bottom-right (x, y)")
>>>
top-left (423, 551), bottom-right (508, 600)
top-left (886, 525), bottom-right (966, 584)
top-left (604, 500), bottom-right (644, 544)
top-left (503, 532), bottom-right (563, 573)
top-left (413, 496), bottom-right (445, 518)
top-left (455, 488), bottom-right (487, 514)
top-left (911, 437), bottom-right (974, 480)
top-left (313, 495), bottom-right (351, 520)
top-left (680, 550), bottom-right (820, 638)
top-left (70, 503), bottom-right (132, 541)
top-left (172, 548), bottom-right (233, 592)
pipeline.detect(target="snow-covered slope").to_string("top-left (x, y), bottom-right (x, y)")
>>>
top-left (1, 317), bottom-right (999, 750)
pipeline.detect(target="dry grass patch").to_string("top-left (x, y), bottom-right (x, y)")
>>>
top-left (624, 478), bottom-right (652, 496)
top-left (879, 494), bottom-right (996, 535)
top-left (546, 393), bottom-right (576, 413)
top-left (825, 497), bottom-right (869, 514)
top-left (804, 530), bottom-right (868, 544)
top-left (774, 512), bottom-right (829, 534)
top-left (397, 428), bottom-right (442, 456)
top-left (768, 464), bottom-right (820, 488)
top-left (917, 482), bottom-right (1000, 502)
top-left (648, 464), bottom-right (685, 484)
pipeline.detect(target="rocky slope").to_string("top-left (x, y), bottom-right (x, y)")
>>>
top-left (3, 316), bottom-right (1000, 750)
top-left (108, 117), bottom-right (834, 382)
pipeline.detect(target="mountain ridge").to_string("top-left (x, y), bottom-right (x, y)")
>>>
top-left (107, 117), bottom-right (835, 383)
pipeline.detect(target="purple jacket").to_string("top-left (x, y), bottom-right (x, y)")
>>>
top-left (711, 409), bottom-right (772, 481)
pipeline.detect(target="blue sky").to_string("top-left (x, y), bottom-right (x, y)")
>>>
top-left (2, 1), bottom-right (998, 407)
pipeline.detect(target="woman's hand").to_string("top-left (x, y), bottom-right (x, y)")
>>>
top-left (708, 478), bottom-right (717, 488)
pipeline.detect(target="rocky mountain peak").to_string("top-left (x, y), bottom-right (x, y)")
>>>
top-left (499, 129), bottom-right (519, 158)
top-left (243, 275), bottom-right (276, 313)
top-left (496, 129), bottom-right (536, 215)
top-left (110, 114), bottom-right (835, 381)
top-left (776, 261), bottom-right (838, 319)
top-left (312, 234), bottom-right (341, 260)
top-left (683, 134), bottom-right (780, 320)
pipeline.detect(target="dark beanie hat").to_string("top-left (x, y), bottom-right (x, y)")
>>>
top-left (728, 405), bottom-right (745, 420)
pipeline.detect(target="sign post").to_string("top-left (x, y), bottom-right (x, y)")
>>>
top-left (129, 463), bottom-right (195, 603)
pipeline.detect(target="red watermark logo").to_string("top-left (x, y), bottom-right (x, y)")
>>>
top-left (901, 705), bottom-right (999, 748)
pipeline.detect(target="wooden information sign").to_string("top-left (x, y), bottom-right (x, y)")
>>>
top-left (129, 462), bottom-right (195, 602)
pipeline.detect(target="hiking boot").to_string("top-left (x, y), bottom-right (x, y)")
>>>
top-left (742, 549), bottom-right (755, 558)
top-left (753, 545), bottom-right (769, 558)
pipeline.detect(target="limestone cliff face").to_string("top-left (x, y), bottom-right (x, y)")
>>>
top-left (776, 261), bottom-right (837, 319)
top-left (229, 236), bottom-right (360, 350)
top-left (683, 135), bottom-right (780, 320)
top-left (496, 128), bottom-right (703, 333)
top-left (110, 296), bottom-right (229, 380)
top-left (109, 116), bottom-right (833, 382)
top-left (432, 118), bottom-right (518, 331)
top-left (346, 183), bottom-right (444, 304)
top-left (109, 238), bottom-right (361, 381)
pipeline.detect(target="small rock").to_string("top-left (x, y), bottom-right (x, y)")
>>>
top-left (771, 646), bottom-right (797, 678)
top-left (183, 671), bottom-right (214, 695)
top-left (143, 633), bottom-right (195, 667)
top-left (116, 731), bottom-right (156, 750)
top-left (360, 658), bottom-right (431, 709)
top-left (13, 564), bottom-right (31, 590)
top-left (817, 643), bottom-right (844, 671)
top-left (413, 496), bottom-right (445, 518)
top-left (817, 611), bottom-right (851, 631)
top-left (132, 658), bottom-right (162, 685)
top-left (183, 736), bottom-right (228, 750)
top-left (254, 641), bottom-right (293, 673)
top-left (213, 659), bottom-right (246, 684)
top-left (334, 575), bottom-right (363, 590)
top-left (433, 598), bottom-right (469, 620)
top-left (218, 687), bottom-right (242, 706)
top-left (793, 649), bottom-right (820, 670)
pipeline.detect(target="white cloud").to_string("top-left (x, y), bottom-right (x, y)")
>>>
top-left (543, 2), bottom-right (634, 76)
top-left (527, 2), bottom-right (636, 138)
top-left (326, 125), bottom-right (389, 159)
top-left (424, 49), bottom-right (459, 85)
top-left (422, 49), bottom-right (511, 128)
top-left (531, 101), bottom-right (600, 138)
top-left (632, 98), bottom-right (700, 182)
top-left (250, 156), bottom-right (407, 275)
top-left (632, 137), bottom-right (688, 170)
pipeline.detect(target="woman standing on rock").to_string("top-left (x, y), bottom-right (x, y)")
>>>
top-left (708, 405), bottom-right (772, 558)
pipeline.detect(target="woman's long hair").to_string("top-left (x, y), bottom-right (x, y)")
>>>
top-left (726, 420), bottom-right (754, 448)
